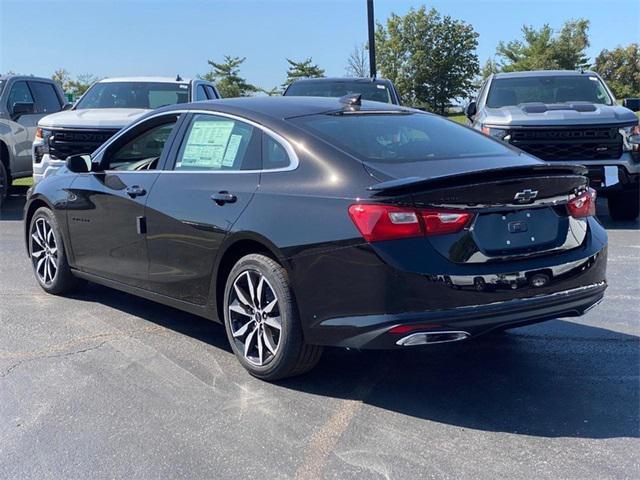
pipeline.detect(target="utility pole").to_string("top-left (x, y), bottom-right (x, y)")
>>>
top-left (367, 0), bottom-right (376, 78)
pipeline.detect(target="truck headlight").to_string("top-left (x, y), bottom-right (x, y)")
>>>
top-left (620, 124), bottom-right (640, 162)
top-left (33, 128), bottom-right (53, 164)
top-left (481, 125), bottom-right (510, 142)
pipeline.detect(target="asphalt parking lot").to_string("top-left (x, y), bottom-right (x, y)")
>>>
top-left (1, 188), bottom-right (638, 480)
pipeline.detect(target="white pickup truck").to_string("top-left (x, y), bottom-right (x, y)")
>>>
top-left (32, 76), bottom-right (220, 183)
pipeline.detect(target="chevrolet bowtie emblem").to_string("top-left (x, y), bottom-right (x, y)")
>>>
top-left (513, 189), bottom-right (538, 203)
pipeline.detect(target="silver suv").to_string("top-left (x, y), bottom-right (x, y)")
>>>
top-left (466, 70), bottom-right (640, 221)
top-left (0, 75), bottom-right (67, 202)
top-left (32, 76), bottom-right (220, 184)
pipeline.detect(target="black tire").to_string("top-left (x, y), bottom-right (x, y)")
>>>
top-left (223, 254), bottom-right (322, 381)
top-left (608, 190), bottom-right (639, 221)
top-left (29, 207), bottom-right (84, 295)
top-left (0, 160), bottom-right (8, 204)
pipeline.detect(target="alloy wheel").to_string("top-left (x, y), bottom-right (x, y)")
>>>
top-left (31, 217), bottom-right (59, 285)
top-left (228, 270), bottom-right (282, 366)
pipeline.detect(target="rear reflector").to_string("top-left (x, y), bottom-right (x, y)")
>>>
top-left (567, 188), bottom-right (596, 218)
top-left (349, 204), bottom-right (474, 242)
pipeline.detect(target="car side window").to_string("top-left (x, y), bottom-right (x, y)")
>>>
top-left (263, 135), bottom-right (291, 170)
top-left (205, 85), bottom-right (218, 99)
top-left (29, 81), bottom-right (62, 114)
top-left (195, 85), bottom-right (208, 101)
top-left (105, 120), bottom-right (177, 171)
top-left (7, 81), bottom-right (34, 110)
top-left (174, 114), bottom-right (260, 171)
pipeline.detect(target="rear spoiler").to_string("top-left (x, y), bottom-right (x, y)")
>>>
top-left (367, 163), bottom-right (588, 195)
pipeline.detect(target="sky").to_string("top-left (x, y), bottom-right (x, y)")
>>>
top-left (1, 0), bottom-right (638, 90)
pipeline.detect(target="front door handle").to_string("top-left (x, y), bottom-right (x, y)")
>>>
top-left (211, 191), bottom-right (237, 205)
top-left (125, 185), bottom-right (146, 198)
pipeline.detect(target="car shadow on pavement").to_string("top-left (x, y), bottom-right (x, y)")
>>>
top-left (281, 322), bottom-right (640, 440)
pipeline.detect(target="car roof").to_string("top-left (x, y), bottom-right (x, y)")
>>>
top-left (493, 70), bottom-right (599, 79)
top-left (153, 96), bottom-right (411, 121)
top-left (289, 77), bottom-right (390, 84)
top-left (0, 75), bottom-right (56, 82)
top-left (98, 76), bottom-right (192, 84)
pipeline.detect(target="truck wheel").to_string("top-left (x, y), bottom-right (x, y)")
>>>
top-left (0, 161), bottom-right (8, 204)
top-left (608, 190), bottom-right (639, 221)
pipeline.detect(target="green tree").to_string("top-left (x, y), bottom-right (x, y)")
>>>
top-left (260, 86), bottom-right (282, 96)
top-left (345, 44), bottom-right (368, 77)
top-left (52, 69), bottom-right (97, 96)
top-left (68, 73), bottom-right (97, 96)
top-left (480, 58), bottom-right (500, 80)
top-left (375, 6), bottom-right (479, 113)
top-left (283, 58), bottom-right (324, 88)
top-left (496, 19), bottom-right (590, 72)
top-left (594, 43), bottom-right (640, 98)
top-left (203, 55), bottom-right (257, 98)
top-left (51, 68), bottom-right (71, 90)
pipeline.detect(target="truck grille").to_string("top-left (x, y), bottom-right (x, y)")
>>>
top-left (49, 128), bottom-right (120, 160)
top-left (509, 126), bottom-right (623, 161)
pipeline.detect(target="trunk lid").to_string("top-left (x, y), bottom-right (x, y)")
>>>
top-left (367, 162), bottom-right (589, 263)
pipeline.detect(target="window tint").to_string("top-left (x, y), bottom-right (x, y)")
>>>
top-left (285, 81), bottom-right (392, 103)
top-left (196, 84), bottom-right (208, 101)
top-left (175, 114), bottom-right (259, 171)
top-left (107, 121), bottom-right (176, 171)
top-left (29, 81), bottom-right (62, 113)
top-left (7, 81), bottom-right (34, 109)
top-left (292, 113), bottom-right (511, 164)
top-left (205, 85), bottom-right (218, 99)
top-left (76, 82), bottom-right (190, 109)
top-left (263, 135), bottom-right (290, 170)
top-left (486, 76), bottom-right (613, 107)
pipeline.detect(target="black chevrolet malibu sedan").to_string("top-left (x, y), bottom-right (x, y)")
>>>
top-left (24, 96), bottom-right (607, 380)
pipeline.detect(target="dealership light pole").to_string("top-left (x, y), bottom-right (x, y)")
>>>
top-left (367, 0), bottom-right (376, 78)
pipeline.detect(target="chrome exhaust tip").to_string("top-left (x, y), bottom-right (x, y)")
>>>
top-left (396, 330), bottom-right (470, 347)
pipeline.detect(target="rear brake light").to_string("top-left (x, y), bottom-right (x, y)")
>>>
top-left (421, 210), bottom-right (474, 235)
top-left (567, 188), bottom-right (596, 218)
top-left (348, 204), bottom-right (422, 242)
top-left (348, 204), bottom-right (474, 242)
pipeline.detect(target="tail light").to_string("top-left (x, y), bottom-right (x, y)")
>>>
top-left (567, 188), bottom-right (596, 218)
top-left (348, 204), bottom-right (474, 242)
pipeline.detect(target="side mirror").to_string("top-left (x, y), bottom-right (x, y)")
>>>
top-left (65, 154), bottom-right (91, 173)
top-left (465, 101), bottom-right (477, 119)
top-left (11, 102), bottom-right (35, 119)
top-left (62, 103), bottom-right (73, 111)
top-left (623, 98), bottom-right (640, 112)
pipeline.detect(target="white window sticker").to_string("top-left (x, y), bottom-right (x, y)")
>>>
top-left (223, 134), bottom-right (243, 166)
top-left (180, 120), bottom-right (235, 169)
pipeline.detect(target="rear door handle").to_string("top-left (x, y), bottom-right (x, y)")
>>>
top-left (125, 185), bottom-right (146, 198)
top-left (211, 191), bottom-right (237, 205)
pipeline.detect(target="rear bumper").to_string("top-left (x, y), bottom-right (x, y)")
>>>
top-left (305, 282), bottom-right (606, 349)
top-left (293, 216), bottom-right (608, 349)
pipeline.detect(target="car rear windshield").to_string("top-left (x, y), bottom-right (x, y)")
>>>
top-left (291, 113), bottom-right (512, 163)
top-left (76, 82), bottom-right (190, 109)
top-left (285, 81), bottom-right (393, 104)
top-left (486, 75), bottom-right (613, 107)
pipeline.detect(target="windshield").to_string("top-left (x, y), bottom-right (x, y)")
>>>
top-left (285, 81), bottom-right (393, 104)
top-left (76, 82), bottom-right (190, 109)
top-left (486, 75), bottom-right (613, 108)
top-left (292, 113), bottom-right (511, 163)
